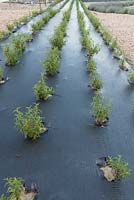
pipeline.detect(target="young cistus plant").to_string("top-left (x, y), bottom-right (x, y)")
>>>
top-left (0, 177), bottom-right (38, 200)
top-left (91, 92), bottom-right (112, 126)
top-left (119, 57), bottom-right (128, 71)
top-left (3, 33), bottom-right (31, 66)
top-left (15, 104), bottom-right (47, 140)
top-left (90, 72), bottom-right (103, 91)
top-left (43, 47), bottom-right (60, 76)
top-left (107, 155), bottom-right (130, 181)
top-left (128, 69), bottom-right (134, 85)
top-left (87, 58), bottom-right (96, 74)
top-left (5, 177), bottom-right (23, 200)
top-left (34, 74), bottom-right (54, 101)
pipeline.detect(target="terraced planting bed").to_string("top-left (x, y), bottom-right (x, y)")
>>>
top-left (0, 0), bottom-right (134, 199)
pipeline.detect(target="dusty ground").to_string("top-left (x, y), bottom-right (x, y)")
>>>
top-left (0, 3), bottom-right (47, 31)
top-left (92, 11), bottom-right (134, 64)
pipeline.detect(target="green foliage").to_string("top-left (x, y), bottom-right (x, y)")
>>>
top-left (0, 66), bottom-right (4, 81)
top-left (108, 155), bottom-right (130, 181)
top-left (32, 10), bottom-right (41, 17)
top-left (43, 47), bottom-right (60, 76)
top-left (15, 104), bottom-right (45, 140)
top-left (50, 28), bottom-right (65, 49)
top-left (32, 19), bottom-right (44, 33)
top-left (87, 41), bottom-right (100, 58)
top-left (0, 31), bottom-right (9, 42)
top-left (119, 58), bottom-right (126, 70)
top-left (3, 34), bottom-right (30, 66)
top-left (128, 69), bottom-right (134, 85)
top-left (3, 45), bottom-right (18, 66)
top-left (5, 177), bottom-right (23, 200)
top-left (87, 58), bottom-right (96, 73)
top-left (91, 92), bottom-right (112, 125)
top-left (90, 72), bottom-right (103, 91)
top-left (0, 195), bottom-right (7, 200)
top-left (7, 24), bottom-right (14, 32)
top-left (34, 74), bottom-right (54, 101)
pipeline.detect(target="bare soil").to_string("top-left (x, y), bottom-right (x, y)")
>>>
top-left (0, 3), bottom-right (47, 31)
top-left (91, 11), bottom-right (134, 64)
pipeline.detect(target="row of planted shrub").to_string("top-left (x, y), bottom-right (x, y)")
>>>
top-left (14, 0), bottom-right (74, 141)
top-left (0, 0), bottom-right (64, 42)
top-left (76, 0), bottom-right (130, 182)
top-left (2, 0), bottom-right (69, 67)
top-left (76, 0), bottom-right (111, 127)
top-left (80, 0), bottom-right (134, 86)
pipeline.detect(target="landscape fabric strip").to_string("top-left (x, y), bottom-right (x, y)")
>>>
top-left (43, 0), bottom-right (74, 76)
top-left (2, 0), bottom-right (69, 67)
top-left (76, 0), bottom-right (112, 127)
top-left (0, 0), bottom-right (64, 42)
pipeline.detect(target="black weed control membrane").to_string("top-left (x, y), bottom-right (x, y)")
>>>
top-left (0, 0), bottom-right (134, 199)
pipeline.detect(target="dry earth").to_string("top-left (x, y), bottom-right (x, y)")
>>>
top-left (0, 3), bottom-right (47, 31)
top-left (92, 11), bottom-right (134, 64)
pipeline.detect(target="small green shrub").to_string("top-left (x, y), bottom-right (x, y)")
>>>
top-left (5, 177), bottom-right (23, 200)
top-left (87, 58), bottom-right (96, 73)
top-left (113, 48), bottom-right (122, 59)
top-left (128, 69), bottom-right (134, 85)
top-left (50, 28), bottom-right (65, 49)
top-left (107, 155), bottom-right (130, 181)
top-left (3, 34), bottom-right (29, 66)
top-left (15, 104), bottom-right (45, 140)
top-left (7, 24), bottom-right (14, 32)
top-left (109, 39), bottom-right (118, 51)
top-left (0, 31), bottom-right (9, 41)
top-left (90, 72), bottom-right (103, 91)
top-left (119, 58), bottom-right (126, 70)
top-left (87, 41), bottom-right (100, 58)
top-left (0, 66), bottom-right (4, 81)
top-left (34, 74), bottom-right (54, 101)
top-left (43, 47), bottom-right (60, 76)
top-left (3, 45), bottom-right (18, 66)
top-left (91, 92), bottom-right (112, 126)
top-left (12, 34), bottom-right (26, 53)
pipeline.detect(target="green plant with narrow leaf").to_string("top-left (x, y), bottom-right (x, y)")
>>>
top-left (3, 45), bottom-right (18, 66)
top-left (34, 74), bottom-right (54, 101)
top-left (5, 177), bottom-right (23, 200)
top-left (91, 92), bottom-right (112, 126)
top-left (15, 104), bottom-right (46, 140)
top-left (90, 72), bottom-right (103, 91)
top-left (87, 58), bottom-right (96, 73)
top-left (128, 69), bottom-right (134, 85)
top-left (107, 155), bottom-right (130, 181)
top-left (43, 47), bottom-right (60, 76)
top-left (119, 58), bottom-right (126, 70)
top-left (7, 24), bottom-right (14, 32)
top-left (50, 28), bottom-right (65, 49)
